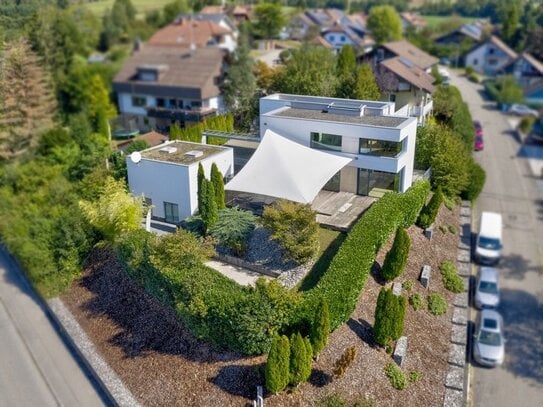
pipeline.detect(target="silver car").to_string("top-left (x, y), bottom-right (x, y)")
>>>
top-left (508, 104), bottom-right (539, 117)
top-left (473, 309), bottom-right (505, 367)
top-left (474, 267), bottom-right (500, 309)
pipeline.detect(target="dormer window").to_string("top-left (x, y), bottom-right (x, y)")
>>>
top-left (136, 64), bottom-right (168, 82)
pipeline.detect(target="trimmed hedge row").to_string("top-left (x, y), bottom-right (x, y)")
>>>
top-left (302, 180), bottom-right (430, 330)
top-left (116, 180), bottom-right (430, 354)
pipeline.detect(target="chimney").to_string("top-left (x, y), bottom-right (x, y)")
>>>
top-left (133, 37), bottom-right (143, 53)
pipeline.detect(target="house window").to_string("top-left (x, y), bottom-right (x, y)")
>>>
top-left (488, 48), bottom-right (495, 55)
top-left (310, 132), bottom-right (342, 152)
top-left (157, 98), bottom-right (165, 108)
top-left (323, 171), bottom-right (341, 192)
top-left (359, 139), bottom-right (402, 157)
top-left (488, 59), bottom-right (498, 66)
top-left (329, 35), bottom-right (335, 42)
top-left (164, 202), bottom-right (179, 223)
top-left (191, 101), bottom-right (202, 108)
top-left (168, 99), bottom-right (177, 108)
top-left (341, 35), bottom-right (346, 42)
top-left (357, 169), bottom-right (398, 196)
top-left (473, 59), bottom-right (478, 66)
top-left (389, 94), bottom-right (396, 102)
top-left (132, 96), bottom-right (146, 107)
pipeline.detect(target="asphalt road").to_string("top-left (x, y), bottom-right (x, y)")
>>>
top-left (449, 71), bottom-right (543, 406)
top-left (0, 248), bottom-right (107, 406)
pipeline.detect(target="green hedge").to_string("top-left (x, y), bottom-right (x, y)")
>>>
top-left (302, 180), bottom-right (430, 330)
top-left (461, 161), bottom-right (485, 202)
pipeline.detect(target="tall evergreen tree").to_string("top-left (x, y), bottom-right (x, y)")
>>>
top-left (0, 39), bottom-right (57, 160)
top-left (354, 64), bottom-right (381, 101)
top-left (222, 25), bottom-right (257, 131)
top-left (197, 162), bottom-right (205, 213)
top-left (302, 337), bottom-right (313, 382)
top-left (200, 179), bottom-right (218, 233)
top-left (336, 45), bottom-right (356, 78)
top-left (381, 227), bottom-right (410, 281)
top-left (265, 335), bottom-right (290, 394)
top-left (210, 163), bottom-right (225, 209)
top-left (310, 299), bottom-right (330, 358)
top-left (373, 288), bottom-right (406, 347)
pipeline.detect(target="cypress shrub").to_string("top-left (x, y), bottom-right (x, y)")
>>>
top-left (200, 179), bottom-right (218, 233)
top-left (332, 346), bottom-right (357, 378)
top-left (197, 163), bottom-right (205, 211)
top-left (373, 288), bottom-right (406, 346)
top-left (310, 299), bottom-right (330, 358)
top-left (461, 161), bottom-right (485, 202)
top-left (381, 228), bottom-right (411, 282)
top-left (265, 335), bottom-right (290, 394)
top-left (209, 207), bottom-right (256, 255)
top-left (302, 337), bottom-right (313, 383)
top-left (417, 188), bottom-right (443, 229)
top-left (289, 332), bottom-right (309, 386)
top-left (210, 163), bottom-right (226, 209)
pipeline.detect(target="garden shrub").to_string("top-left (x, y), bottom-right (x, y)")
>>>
top-left (289, 332), bottom-right (312, 386)
top-left (316, 393), bottom-right (347, 407)
top-left (461, 160), bottom-right (486, 202)
top-left (381, 228), bottom-right (411, 281)
top-left (465, 66), bottom-right (475, 76)
top-left (467, 72), bottom-right (479, 83)
top-left (428, 293), bottom-right (447, 316)
top-left (402, 280), bottom-right (413, 291)
top-left (519, 116), bottom-right (535, 135)
top-left (418, 188), bottom-right (443, 229)
top-left (447, 225), bottom-right (457, 234)
top-left (209, 207), bottom-right (256, 255)
top-left (408, 370), bottom-right (423, 383)
top-left (333, 346), bottom-right (357, 378)
top-left (373, 288), bottom-right (407, 346)
top-left (409, 293), bottom-right (425, 311)
top-left (262, 200), bottom-right (320, 264)
top-left (265, 335), bottom-right (290, 394)
top-left (384, 363), bottom-right (407, 390)
top-left (439, 260), bottom-right (464, 293)
top-left (310, 299), bottom-right (330, 358)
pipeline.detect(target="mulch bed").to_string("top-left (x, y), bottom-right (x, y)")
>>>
top-left (62, 204), bottom-right (460, 406)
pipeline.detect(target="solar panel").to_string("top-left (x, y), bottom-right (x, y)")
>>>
top-left (398, 57), bottom-right (415, 68)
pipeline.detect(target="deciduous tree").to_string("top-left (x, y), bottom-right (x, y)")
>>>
top-left (367, 6), bottom-right (402, 44)
top-left (252, 3), bottom-right (285, 39)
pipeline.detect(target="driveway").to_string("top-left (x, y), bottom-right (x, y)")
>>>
top-left (448, 71), bottom-right (543, 406)
top-left (0, 247), bottom-right (108, 406)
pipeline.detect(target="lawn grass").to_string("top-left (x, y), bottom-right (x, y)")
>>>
top-left (81, 0), bottom-right (172, 18)
top-left (421, 14), bottom-right (481, 30)
top-left (298, 227), bottom-right (346, 292)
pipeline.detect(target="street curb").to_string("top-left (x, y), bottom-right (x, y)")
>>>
top-left (48, 299), bottom-right (141, 407)
top-left (0, 245), bottom-right (130, 407)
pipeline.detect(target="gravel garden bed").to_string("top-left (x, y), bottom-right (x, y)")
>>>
top-left (61, 204), bottom-right (459, 406)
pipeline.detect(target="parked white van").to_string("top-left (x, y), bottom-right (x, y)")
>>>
top-left (475, 212), bottom-right (503, 265)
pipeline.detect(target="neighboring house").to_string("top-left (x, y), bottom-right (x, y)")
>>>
top-left (287, 8), bottom-right (371, 52)
top-left (376, 40), bottom-right (439, 71)
top-left (375, 57), bottom-right (435, 125)
top-left (201, 4), bottom-right (252, 25)
top-left (400, 12), bottom-right (427, 32)
top-left (257, 94), bottom-right (418, 196)
top-left (503, 52), bottom-right (543, 89)
top-left (524, 81), bottom-right (543, 105)
top-left (435, 22), bottom-right (485, 46)
top-left (126, 140), bottom-right (234, 223)
top-left (112, 46), bottom-right (225, 131)
top-left (321, 23), bottom-right (373, 54)
top-left (147, 15), bottom-right (237, 53)
top-left (116, 131), bottom-right (169, 152)
top-left (464, 35), bottom-right (518, 76)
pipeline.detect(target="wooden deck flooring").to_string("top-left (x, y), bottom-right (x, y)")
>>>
top-left (313, 191), bottom-right (375, 232)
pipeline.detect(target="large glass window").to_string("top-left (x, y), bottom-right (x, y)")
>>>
top-left (164, 202), bottom-right (179, 223)
top-left (132, 96), bottom-right (146, 107)
top-left (357, 169), bottom-right (399, 196)
top-left (359, 138), bottom-right (402, 157)
top-left (311, 132), bottom-right (342, 152)
top-left (323, 171), bottom-right (341, 192)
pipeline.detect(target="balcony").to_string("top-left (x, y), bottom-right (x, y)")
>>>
top-left (409, 100), bottom-right (433, 118)
top-left (146, 106), bottom-right (217, 122)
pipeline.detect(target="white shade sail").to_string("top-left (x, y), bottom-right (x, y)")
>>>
top-left (225, 130), bottom-right (353, 204)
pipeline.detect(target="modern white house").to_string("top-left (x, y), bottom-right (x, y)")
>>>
top-left (126, 140), bottom-right (234, 223)
top-left (225, 94), bottom-right (418, 203)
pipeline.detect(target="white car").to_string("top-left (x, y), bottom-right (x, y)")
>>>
top-left (507, 104), bottom-right (538, 117)
top-left (474, 267), bottom-right (500, 309)
top-left (473, 309), bottom-right (505, 367)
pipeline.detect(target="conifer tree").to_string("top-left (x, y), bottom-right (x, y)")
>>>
top-left (354, 64), bottom-right (381, 101)
top-left (302, 337), bottom-right (313, 383)
top-left (200, 179), bottom-right (218, 233)
top-left (265, 335), bottom-right (290, 394)
top-left (210, 163), bottom-right (225, 209)
top-left (373, 288), bottom-right (406, 347)
top-left (289, 332), bottom-right (308, 387)
top-left (197, 163), bottom-right (205, 212)
top-left (381, 228), bottom-right (410, 281)
top-left (310, 299), bottom-right (330, 358)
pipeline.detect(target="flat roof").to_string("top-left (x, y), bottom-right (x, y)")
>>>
top-left (141, 140), bottom-right (229, 165)
top-left (272, 107), bottom-right (408, 128)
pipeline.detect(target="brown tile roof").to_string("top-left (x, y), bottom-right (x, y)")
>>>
top-left (381, 57), bottom-right (435, 94)
top-left (488, 35), bottom-right (518, 60)
top-left (382, 40), bottom-right (439, 70)
top-left (311, 35), bottom-right (333, 48)
top-left (201, 5), bottom-right (252, 19)
top-left (117, 131), bottom-right (169, 151)
top-left (148, 18), bottom-right (231, 48)
top-left (113, 47), bottom-right (224, 100)
top-left (400, 12), bottom-right (427, 28)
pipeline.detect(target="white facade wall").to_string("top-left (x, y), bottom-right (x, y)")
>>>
top-left (323, 32), bottom-right (355, 50)
top-left (118, 92), bottom-right (157, 115)
top-left (261, 112), bottom-right (417, 191)
top-left (465, 43), bottom-right (515, 75)
top-left (219, 34), bottom-right (237, 53)
top-left (465, 45), bottom-right (488, 74)
top-left (126, 147), bottom-right (234, 222)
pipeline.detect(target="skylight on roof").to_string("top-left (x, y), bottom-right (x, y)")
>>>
top-left (399, 57), bottom-right (415, 68)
